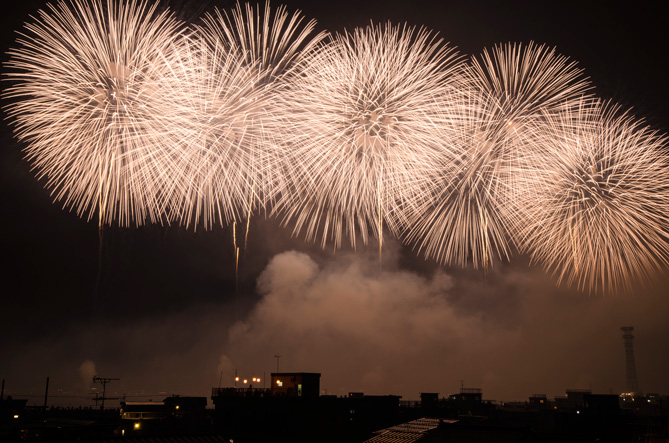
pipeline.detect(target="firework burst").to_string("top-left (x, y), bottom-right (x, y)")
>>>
top-left (403, 42), bottom-right (591, 269)
top-left (274, 22), bottom-right (467, 252)
top-left (3, 0), bottom-right (185, 226)
top-left (517, 99), bottom-right (669, 293)
top-left (153, 33), bottom-right (275, 229)
top-left (158, 1), bottom-right (326, 230)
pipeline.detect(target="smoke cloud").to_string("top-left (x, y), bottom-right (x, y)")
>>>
top-left (78, 360), bottom-right (96, 390)
top-left (2, 243), bottom-right (668, 406)
top-left (221, 248), bottom-right (669, 400)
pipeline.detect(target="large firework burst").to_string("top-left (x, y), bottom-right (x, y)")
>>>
top-left (158, 1), bottom-right (326, 229)
top-left (404, 42), bottom-right (592, 269)
top-left (517, 99), bottom-right (669, 293)
top-left (3, 0), bottom-right (185, 226)
top-left (153, 34), bottom-right (274, 229)
top-left (274, 22), bottom-right (467, 252)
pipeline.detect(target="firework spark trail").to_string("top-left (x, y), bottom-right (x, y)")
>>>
top-left (3, 0), bottom-right (185, 227)
top-left (200, 1), bottom-right (327, 85)
top-left (517, 99), bottom-right (669, 293)
top-left (403, 42), bottom-right (592, 270)
top-left (274, 22), bottom-right (468, 252)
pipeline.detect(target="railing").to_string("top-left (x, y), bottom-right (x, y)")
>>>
top-left (460, 388), bottom-right (482, 394)
top-left (211, 387), bottom-right (272, 398)
top-left (399, 400), bottom-right (421, 408)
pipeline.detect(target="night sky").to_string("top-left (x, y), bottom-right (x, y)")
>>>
top-left (1, 0), bottom-right (668, 406)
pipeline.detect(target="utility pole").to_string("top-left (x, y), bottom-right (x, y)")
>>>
top-left (92, 376), bottom-right (120, 412)
top-left (43, 377), bottom-right (49, 413)
top-left (274, 355), bottom-right (281, 373)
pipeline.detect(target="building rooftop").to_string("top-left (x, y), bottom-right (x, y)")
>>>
top-left (365, 417), bottom-right (445, 443)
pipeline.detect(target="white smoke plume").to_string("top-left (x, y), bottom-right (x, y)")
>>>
top-left (78, 359), bottom-right (96, 392)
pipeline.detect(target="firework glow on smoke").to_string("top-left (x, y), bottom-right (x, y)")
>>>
top-left (3, 0), bottom-right (669, 293)
top-left (3, 0), bottom-right (185, 227)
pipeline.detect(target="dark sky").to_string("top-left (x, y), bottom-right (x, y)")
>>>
top-left (1, 0), bottom-right (668, 406)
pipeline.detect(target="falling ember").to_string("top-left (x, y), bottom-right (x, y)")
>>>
top-left (233, 221), bottom-right (237, 252)
top-left (245, 207), bottom-right (252, 250)
top-left (235, 246), bottom-right (240, 291)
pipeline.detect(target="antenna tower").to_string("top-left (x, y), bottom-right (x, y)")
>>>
top-left (620, 326), bottom-right (640, 394)
top-left (92, 376), bottom-right (120, 411)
